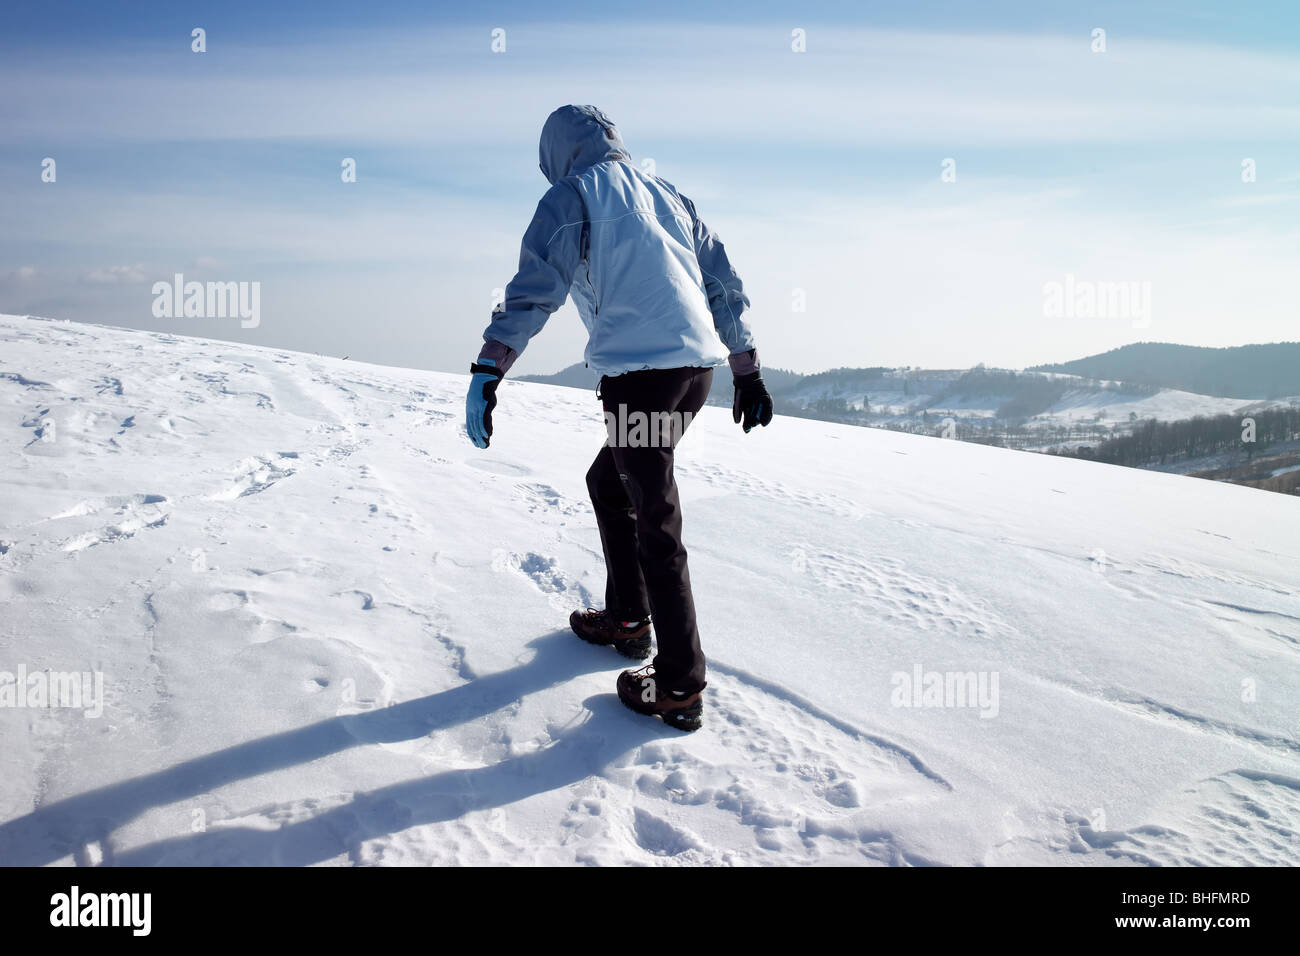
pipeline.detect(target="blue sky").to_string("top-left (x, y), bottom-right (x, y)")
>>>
top-left (2, 1), bottom-right (1298, 375)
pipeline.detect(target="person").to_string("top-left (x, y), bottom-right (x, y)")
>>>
top-left (465, 105), bottom-right (772, 731)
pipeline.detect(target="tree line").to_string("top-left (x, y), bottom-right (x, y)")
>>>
top-left (1051, 405), bottom-right (1300, 468)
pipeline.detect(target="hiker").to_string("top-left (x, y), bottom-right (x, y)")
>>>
top-left (465, 105), bottom-right (772, 731)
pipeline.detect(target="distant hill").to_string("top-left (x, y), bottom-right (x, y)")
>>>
top-left (1030, 342), bottom-right (1300, 400)
top-left (515, 344), bottom-right (1299, 444)
top-left (516, 362), bottom-right (601, 391)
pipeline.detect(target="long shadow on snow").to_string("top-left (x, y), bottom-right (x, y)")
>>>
top-left (0, 630), bottom-right (660, 866)
top-left (116, 693), bottom-right (657, 865)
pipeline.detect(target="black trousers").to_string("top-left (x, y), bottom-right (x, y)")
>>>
top-left (586, 366), bottom-right (712, 693)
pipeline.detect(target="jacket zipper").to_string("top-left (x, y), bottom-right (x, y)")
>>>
top-left (586, 259), bottom-right (598, 378)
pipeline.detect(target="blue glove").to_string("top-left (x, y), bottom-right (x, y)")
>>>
top-left (465, 360), bottom-right (504, 448)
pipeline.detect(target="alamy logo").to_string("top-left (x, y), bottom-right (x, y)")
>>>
top-left (604, 404), bottom-right (693, 448)
top-left (1043, 273), bottom-right (1151, 328)
top-left (50, 886), bottom-right (151, 936)
top-left (890, 663), bottom-right (999, 718)
top-left (0, 665), bottom-right (103, 718)
top-left (152, 273), bottom-right (260, 328)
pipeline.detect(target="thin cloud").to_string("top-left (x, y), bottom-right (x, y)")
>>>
top-left (83, 265), bottom-right (150, 285)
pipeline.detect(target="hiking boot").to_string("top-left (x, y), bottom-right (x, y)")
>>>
top-left (616, 664), bottom-right (705, 732)
top-left (570, 607), bottom-right (652, 659)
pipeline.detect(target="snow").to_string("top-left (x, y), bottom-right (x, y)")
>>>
top-left (1, 313), bottom-right (1298, 866)
top-left (1036, 386), bottom-right (1282, 427)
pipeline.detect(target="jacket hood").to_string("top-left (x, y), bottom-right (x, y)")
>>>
top-left (539, 105), bottom-right (630, 184)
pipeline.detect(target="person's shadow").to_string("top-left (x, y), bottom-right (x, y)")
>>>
top-left (0, 631), bottom-right (664, 866)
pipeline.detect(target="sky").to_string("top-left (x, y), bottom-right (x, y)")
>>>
top-left (2, 0), bottom-right (1298, 376)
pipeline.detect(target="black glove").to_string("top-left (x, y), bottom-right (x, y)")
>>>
top-left (732, 371), bottom-right (773, 433)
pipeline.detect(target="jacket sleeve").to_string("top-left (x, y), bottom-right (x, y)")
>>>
top-left (672, 188), bottom-right (757, 365)
top-left (478, 181), bottom-right (586, 375)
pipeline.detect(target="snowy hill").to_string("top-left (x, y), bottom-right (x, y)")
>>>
top-left (1034, 384), bottom-right (1275, 427)
top-left (1033, 341), bottom-right (1300, 400)
top-left (776, 368), bottom-right (1290, 427)
top-left (521, 363), bottom-right (1300, 468)
top-left (1, 313), bottom-right (1298, 866)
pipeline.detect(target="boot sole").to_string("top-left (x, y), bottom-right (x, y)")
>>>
top-left (618, 692), bottom-right (704, 732)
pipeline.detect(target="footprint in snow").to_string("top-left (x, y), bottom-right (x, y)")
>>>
top-left (208, 454), bottom-right (298, 501)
